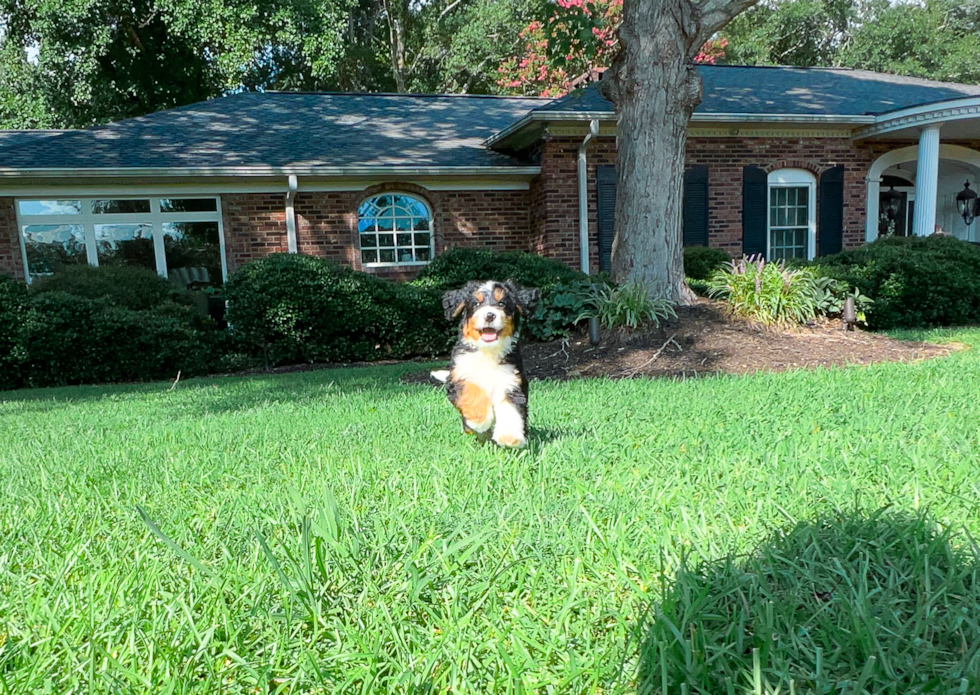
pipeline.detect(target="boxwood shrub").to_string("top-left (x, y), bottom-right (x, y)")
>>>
top-left (814, 235), bottom-right (980, 329)
top-left (0, 275), bottom-right (29, 391)
top-left (411, 247), bottom-right (586, 291)
top-left (224, 254), bottom-right (453, 366)
top-left (31, 263), bottom-right (193, 311)
top-left (683, 246), bottom-right (730, 281)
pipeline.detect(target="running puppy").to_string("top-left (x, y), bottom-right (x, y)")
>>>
top-left (434, 280), bottom-right (537, 448)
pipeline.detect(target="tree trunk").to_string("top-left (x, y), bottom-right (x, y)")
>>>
top-left (603, 0), bottom-right (759, 305)
top-left (384, 0), bottom-right (409, 92)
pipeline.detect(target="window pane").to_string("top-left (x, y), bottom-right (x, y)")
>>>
top-left (377, 217), bottom-right (394, 232)
top-left (22, 224), bottom-right (87, 278)
top-left (379, 249), bottom-right (395, 263)
top-left (18, 200), bottom-right (81, 215)
top-left (95, 223), bottom-right (156, 270)
top-left (92, 199), bottom-right (151, 214)
top-left (361, 249), bottom-right (378, 264)
top-left (378, 233), bottom-right (394, 248)
top-left (395, 216), bottom-right (412, 232)
top-left (397, 233), bottom-right (412, 247)
top-left (398, 249), bottom-right (414, 263)
top-left (361, 234), bottom-right (377, 248)
top-left (162, 221), bottom-right (222, 288)
top-left (414, 232), bottom-right (430, 247)
top-left (159, 198), bottom-right (218, 213)
top-left (358, 193), bottom-right (431, 265)
top-left (413, 217), bottom-right (429, 231)
top-left (415, 248), bottom-right (430, 262)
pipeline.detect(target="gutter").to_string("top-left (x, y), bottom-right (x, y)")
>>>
top-left (0, 165), bottom-right (542, 179)
top-left (577, 119), bottom-right (599, 274)
top-left (285, 174), bottom-right (298, 253)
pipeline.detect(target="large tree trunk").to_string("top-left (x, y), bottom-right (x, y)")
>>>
top-left (603, 0), bottom-right (758, 305)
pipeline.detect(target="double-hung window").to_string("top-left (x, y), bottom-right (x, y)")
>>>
top-left (767, 170), bottom-right (816, 261)
top-left (17, 197), bottom-right (225, 288)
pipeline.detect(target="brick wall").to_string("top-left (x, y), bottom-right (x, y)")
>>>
top-left (0, 198), bottom-right (23, 280)
top-left (533, 134), bottom-right (893, 263)
top-left (226, 184), bottom-right (533, 279)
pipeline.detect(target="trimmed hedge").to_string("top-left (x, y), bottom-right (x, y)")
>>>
top-left (411, 247), bottom-right (586, 291)
top-left (224, 254), bottom-right (453, 366)
top-left (0, 275), bottom-right (29, 391)
top-left (683, 246), bottom-right (731, 281)
top-left (31, 263), bottom-right (193, 311)
top-left (814, 235), bottom-right (980, 329)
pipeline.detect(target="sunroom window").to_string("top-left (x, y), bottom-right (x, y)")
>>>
top-left (358, 194), bottom-right (433, 266)
top-left (17, 197), bottom-right (225, 288)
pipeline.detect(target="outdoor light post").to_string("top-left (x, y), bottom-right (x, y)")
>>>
top-left (881, 185), bottom-right (902, 220)
top-left (956, 180), bottom-right (979, 226)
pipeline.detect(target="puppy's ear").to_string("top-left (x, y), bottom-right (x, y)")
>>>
top-left (442, 288), bottom-right (468, 320)
top-left (442, 281), bottom-right (479, 320)
top-left (504, 279), bottom-right (539, 315)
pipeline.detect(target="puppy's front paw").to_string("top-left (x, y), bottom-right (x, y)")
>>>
top-left (493, 433), bottom-right (526, 449)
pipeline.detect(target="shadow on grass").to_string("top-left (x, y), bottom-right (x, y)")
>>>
top-left (637, 508), bottom-right (980, 694)
top-left (0, 362), bottom-right (437, 416)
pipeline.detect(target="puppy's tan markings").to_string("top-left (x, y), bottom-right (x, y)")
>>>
top-left (456, 381), bottom-right (491, 426)
top-left (495, 433), bottom-right (522, 448)
top-left (463, 316), bottom-right (483, 343)
top-left (493, 286), bottom-right (504, 302)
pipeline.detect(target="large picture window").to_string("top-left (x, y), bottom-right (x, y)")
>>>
top-left (17, 197), bottom-right (225, 288)
top-left (358, 194), bottom-right (433, 266)
top-left (767, 170), bottom-right (816, 261)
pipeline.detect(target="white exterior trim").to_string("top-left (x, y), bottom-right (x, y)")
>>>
top-left (854, 97), bottom-right (980, 139)
top-left (0, 165), bottom-right (542, 179)
top-left (767, 169), bottom-right (817, 261)
top-left (15, 195), bottom-right (226, 284)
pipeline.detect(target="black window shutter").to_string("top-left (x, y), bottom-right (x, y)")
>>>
top-left (683, 165), bottom-right (709, 247)
top-left (819, 165), bottom-right (845, 257)
top-left (742, 166), bottom-right (768, 258)
top-left (596, 165), bottom-right (617, 273)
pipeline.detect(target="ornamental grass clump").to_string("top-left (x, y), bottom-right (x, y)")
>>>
top-left (577, 281), bottom-right (676, 332)
top-left (708, 255), bottom-right (819, 327)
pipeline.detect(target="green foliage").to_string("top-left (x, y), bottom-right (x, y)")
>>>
top-left (683, 246), bottom-right (731, 281)
top-left (686, 278), bottom-right (711, 297)
top-left (578, 281), bottom-right (677, 332)
top-left (225, 254), bottom-right (453, 366)
top-left (411, 247), bottom-right (586, 292)
top-left (17, 292), bottom-right (218, 388)
top-left (31, 264), bottom-right (193, 312)
top-left (3, 328), bottom-right (980, 690)
top-left (708, 255), bottom-right (820, 326)
top-left (644, 509), bottom-right (980, 692)
top-left (721, 0), bottom-right (853, 67)
top-left (811, 274), bottom-right (874, 319)
top-left (814, 235), bottom-right (980, 329)
top-left (526, 278), bottom-right (605, 340)
top-left (0, 274), bottom-right (29, 390)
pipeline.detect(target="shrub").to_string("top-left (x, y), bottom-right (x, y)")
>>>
top-left (18, 292), bottom-right (218, 388)
top-left (683, 246), bottom-right (731, 281)
top-left (686, 278), bottom-right (711, 297)
top-left (578, 281), bottom-right (677, 332)
top-left (814, 235), bottom-right (980, 329)
top-left (0, 275), bottom-right (29, 391)
top-left (411, 247), bottom-right (586, 291)
top-left (31, 264), bottom-right (193, 311)
top-left (708, 256), bottom-right (819, 327)
top-left (811, 275), bottom-right (874, 320)
top-left (224, 254), bottom-right (453, 366)
top-left (526, 278), bottom-right (606, 340)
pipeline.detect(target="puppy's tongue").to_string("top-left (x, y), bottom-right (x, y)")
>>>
top-left (481, 328), bottom-right (498, 342)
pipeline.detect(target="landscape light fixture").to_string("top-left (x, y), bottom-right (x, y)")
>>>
top-left (956, 180), bottom-right (978, 226)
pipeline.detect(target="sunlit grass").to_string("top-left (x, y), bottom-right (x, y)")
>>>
top-left (1, 329), bottom-right (979, 693)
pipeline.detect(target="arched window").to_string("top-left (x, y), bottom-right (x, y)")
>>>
top-left (357, 193), bottom-right (433, 266)
top-left (767, 169), bottom-right (816, 261)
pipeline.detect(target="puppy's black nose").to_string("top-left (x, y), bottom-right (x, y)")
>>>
top-left (485, 311), bottom-right (496, 323)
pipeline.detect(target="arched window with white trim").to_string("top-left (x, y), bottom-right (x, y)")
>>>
top-left (357, 193), bottom-right (433, 266)
top-left (767, 169), bottom-right (816, 261)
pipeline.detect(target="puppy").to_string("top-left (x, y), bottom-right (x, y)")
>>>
top-left (435, 280), bottom-right (537, 448)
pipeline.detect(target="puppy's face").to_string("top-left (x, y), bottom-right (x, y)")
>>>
top-left (443, 280), bottom-right (538, 348)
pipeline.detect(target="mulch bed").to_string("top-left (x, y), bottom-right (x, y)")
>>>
top-left (401, 299), bottom-right (961, 385)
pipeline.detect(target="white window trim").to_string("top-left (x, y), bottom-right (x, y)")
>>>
top-left (357, 192), bottom-right (434, 268)
top-left (15, 196), bottom-right (226, 284)
top-left (767, 169), bottom-right (816, 261)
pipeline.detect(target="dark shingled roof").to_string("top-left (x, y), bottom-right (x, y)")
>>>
top-left (3, 66), bottom-right (980, 172)
top-left (536, 65), bottom-right (980, 116)
top-left (0, 92), bottom-right (546, 171)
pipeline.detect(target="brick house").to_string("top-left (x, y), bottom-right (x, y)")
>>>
top-left (3, 64), bottom-right (980, 288)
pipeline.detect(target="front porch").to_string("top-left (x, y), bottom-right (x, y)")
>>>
top-left (859, 102), bottom-right (980, 244)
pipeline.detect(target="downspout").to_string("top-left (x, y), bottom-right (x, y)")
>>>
top-left (577, 119), bottom-right (601, 345)
top-left (285, 174), bottom-right (298, 253)
top-left (577, 119), bottom-right (600, 274)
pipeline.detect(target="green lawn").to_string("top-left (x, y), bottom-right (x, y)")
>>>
top-left (2, 329), bottom-right (980, 693)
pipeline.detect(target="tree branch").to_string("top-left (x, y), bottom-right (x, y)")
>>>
top-left (696, 0), bottom-right (762, 40)
top-left (437, 0), bottom-right (464, 23)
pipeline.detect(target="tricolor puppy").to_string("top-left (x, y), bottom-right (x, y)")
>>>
top-left (434, 280), bottom-right (538, 448)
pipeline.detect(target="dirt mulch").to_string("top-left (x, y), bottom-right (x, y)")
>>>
top-left (402, 300), bottom-right (961, 385)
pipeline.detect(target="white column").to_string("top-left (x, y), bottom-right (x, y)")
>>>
top-left (865, 177), bottom-right (881, 243)
top-left (912, 125), bottom-right (941, 236)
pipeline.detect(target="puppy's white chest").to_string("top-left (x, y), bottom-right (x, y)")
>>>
top-left (452, 349), bottom-right (520, 403)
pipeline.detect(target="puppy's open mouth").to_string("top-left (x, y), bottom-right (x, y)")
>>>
top-left (480, 328), bottom-right (499, 342)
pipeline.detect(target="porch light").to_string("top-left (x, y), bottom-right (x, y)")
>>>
top-left (956, 181), bottom-right (978, 226)
top-left (881, 186), bottom-right (902, 219)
